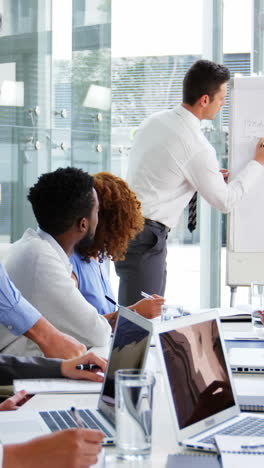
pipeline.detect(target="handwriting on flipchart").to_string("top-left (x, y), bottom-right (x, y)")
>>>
top-left (244, 118), bottom-right (264, 137)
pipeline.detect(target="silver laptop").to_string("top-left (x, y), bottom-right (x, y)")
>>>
top-left (228, 347), bottom-right (264, 373)
top-left (0, 306), bottom-right (153, 445)
top-left (153, 310), bottom-right (264, 452)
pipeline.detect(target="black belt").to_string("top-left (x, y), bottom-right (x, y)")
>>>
top-left (144, 218), bottom-right (170, 233)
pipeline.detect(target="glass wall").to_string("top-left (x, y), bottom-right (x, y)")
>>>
top-left (71, 0), bottom-right (111, 173)
top-left (0, 0), bottom-right (52, 241)
top-left (0, 0), bottom-right (111, 242)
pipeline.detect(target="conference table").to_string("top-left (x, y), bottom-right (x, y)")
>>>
top-left (21, 318), bottom-right (264, 467)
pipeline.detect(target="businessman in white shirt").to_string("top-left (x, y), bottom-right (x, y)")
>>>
top-left (2, 167), bottom-right (111, 356)
top-left (115, 59), bottom-right (264, 305)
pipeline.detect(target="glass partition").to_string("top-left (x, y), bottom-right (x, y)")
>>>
top-left (0, 0), bottom-right (111, 242)
top-left (0, 0), bottom-right (52, 241)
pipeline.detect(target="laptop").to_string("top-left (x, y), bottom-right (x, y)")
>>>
top-left (228, 347), bottom-right (264, 373)
top-left (153, 310), bottom-right (264, 452)
top-left (0, 306), bottom-right (153, 445)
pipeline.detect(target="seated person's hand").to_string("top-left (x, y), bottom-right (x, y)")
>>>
top-left (61, 351), bottom-right (107, 382)
top-left (0, 390), bottom-right (28, 411)
top-left (3, 428), bottom-right (104, 468)
top-left (131, 294), bottom-right (165, 319)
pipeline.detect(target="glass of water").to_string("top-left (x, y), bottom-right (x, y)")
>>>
top-left (250, 282), bottom-right (264, 333)
top-left (115, 369), bottom-right (156, 460)
top-left (161, 304), bottom-right (184, 321)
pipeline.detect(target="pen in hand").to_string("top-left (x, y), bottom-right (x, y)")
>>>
top-left (70, 406), bottom-right (85, 428)
top-left (105, 295), bottom-right (121, 308)
top-left (75, 364), bottom-right (101, 371)
top-left (105, 295), bottom-right (116, 306)
top-left (141, 291), bottom-right (154, 299)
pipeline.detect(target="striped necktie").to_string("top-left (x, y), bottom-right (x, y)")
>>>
top-left (188, 192), bottom-right (197, 233)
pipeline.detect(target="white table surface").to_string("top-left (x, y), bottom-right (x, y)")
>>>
top-left (21, 320), bottom-right (264, 467)
top-left (22, 346), bottom-right (177, 467)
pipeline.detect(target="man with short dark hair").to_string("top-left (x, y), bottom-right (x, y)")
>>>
top-left (183, 59), bottom-right (230, 105)
top-left (1, 167), bottom-right (111, 355)
top-left (115, 59), bottom-right (264, 305)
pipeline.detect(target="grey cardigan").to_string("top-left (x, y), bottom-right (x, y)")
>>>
top-left (0, 355), bottom-right (62, 385)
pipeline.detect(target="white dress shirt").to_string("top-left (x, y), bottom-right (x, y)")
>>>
top-left (127, 104), bottom-right (264, 228)
top-left (0, 445), bottom-right (2, 468)
top-left (2, 228), bottom-right (111, 356)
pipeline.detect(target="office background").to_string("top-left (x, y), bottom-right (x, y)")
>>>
top-left (0, 0), bottom-right (263, 310)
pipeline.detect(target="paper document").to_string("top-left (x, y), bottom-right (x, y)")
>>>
top-left (13, 378), bottom-right (102, 394)
top-left (191, 307), bottom-right (251, 320)
top-left (224, 331), bottom-right (264, 341)
top-left (215, 435), bottom-right (264, 468)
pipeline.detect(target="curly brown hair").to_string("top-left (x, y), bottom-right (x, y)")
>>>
top-left (76, 172), bottom-right (144, 262)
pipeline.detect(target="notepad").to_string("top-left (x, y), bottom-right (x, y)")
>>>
top-left (216, 307), bottom-right (251, 321)
top-left (13, 378), bottom-right (102, 394)
top-left (215, 435), bottom-right (264, 468)
top-left (166, 453), bottom-right (220, 468)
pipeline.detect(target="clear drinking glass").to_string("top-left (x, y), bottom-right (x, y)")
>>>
top-left (250, 282), bottom-right (264, 332)
top-left (115, 369), bottom-right (156, 460)
top-left (161, 304), bottom-right (183, 321)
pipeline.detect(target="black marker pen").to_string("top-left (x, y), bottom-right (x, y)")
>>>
top-left (75, 364), bottom-right (101, 371)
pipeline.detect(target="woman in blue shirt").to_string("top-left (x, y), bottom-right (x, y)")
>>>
top-left (70, 172), bottom-right (164, 325)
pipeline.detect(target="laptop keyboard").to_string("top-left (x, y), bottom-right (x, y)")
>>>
top-left (39, 409), bottom-right (113, 437)
top-left (200, 416), bottom-right (264, 445)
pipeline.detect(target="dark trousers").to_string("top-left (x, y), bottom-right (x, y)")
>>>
top-left (115, 221), bottom-right (169, 306)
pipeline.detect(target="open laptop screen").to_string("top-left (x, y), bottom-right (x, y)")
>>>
top-left (159, 318), bottom-right (235, 429)
top-left (101, 314), bottom-right (150, 409)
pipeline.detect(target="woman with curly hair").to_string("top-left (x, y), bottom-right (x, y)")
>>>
top-left (70, 172), bottom-right (164, 326)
